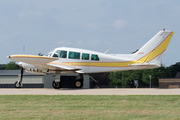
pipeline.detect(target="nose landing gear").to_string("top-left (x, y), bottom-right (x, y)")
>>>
top-left (15, 68), bottom-right (23, 88)
top-left (15, 81), bottom-right (22, 88)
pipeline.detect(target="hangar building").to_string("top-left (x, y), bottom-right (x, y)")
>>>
top-left (159, 72), bottom-right (180, 88)
top-left (159, 78), bottom-right (180, 88)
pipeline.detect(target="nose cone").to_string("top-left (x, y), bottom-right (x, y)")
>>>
top-left (6, 56), bottom-right (11, 59)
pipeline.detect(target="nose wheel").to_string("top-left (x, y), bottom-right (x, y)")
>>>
top-left (15, 81), bottom-right (22, 88)
top-left (15, 68), bottom-right (23, 88)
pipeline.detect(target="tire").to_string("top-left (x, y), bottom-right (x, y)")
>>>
top-left (15, 81), bottom-right (22, 88)
top-left (52, 80), bottom-right (62, 89)
top-left (75, 80), bottom-right (83, 88)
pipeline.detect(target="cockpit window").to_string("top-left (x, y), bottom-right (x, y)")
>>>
top-left (91, 54), bottom-right (99, 61)
top-left (52, 50), bottom-right (67, 58)
top-left (69, 51), bottom-right (80, 59)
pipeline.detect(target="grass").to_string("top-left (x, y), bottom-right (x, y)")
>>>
top-left (0, 95), bottom-right (180, 120)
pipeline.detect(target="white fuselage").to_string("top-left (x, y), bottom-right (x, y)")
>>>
top-left (43, 47), bottom-right (158, 73)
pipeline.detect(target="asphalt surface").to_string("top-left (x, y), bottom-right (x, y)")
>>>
top-left (0, 88), bottom-right (180, 95)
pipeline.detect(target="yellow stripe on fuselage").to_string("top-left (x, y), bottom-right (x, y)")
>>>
top-left (64, 60), bottom-right (142, 67)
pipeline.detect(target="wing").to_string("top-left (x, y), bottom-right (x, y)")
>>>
top-left (8, 55), bottom-right (59, 64)
top-left (7, 54), bottom-right (82, 72)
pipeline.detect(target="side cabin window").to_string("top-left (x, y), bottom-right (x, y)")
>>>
top-left (69, 51), bottom-right (80, 59)
top-left (82, 53), bottom-right (89, 60)
top-left (52, 50), bottom-right (67, 58)
top-left (91, 54), bottom-right (99, 61)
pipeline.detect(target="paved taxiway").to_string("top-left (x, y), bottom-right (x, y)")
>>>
top-left (0, 88), bottom-right (180, 95)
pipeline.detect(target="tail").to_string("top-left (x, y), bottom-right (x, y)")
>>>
top-left (133, 30), bottom-right (174, 66)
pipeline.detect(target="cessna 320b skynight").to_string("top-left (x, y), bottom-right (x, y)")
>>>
top-left (7, 29), bottom-right (174, 89)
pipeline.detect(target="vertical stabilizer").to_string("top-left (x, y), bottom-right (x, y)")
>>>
top-left (133, 30), bottom-right (174, 65)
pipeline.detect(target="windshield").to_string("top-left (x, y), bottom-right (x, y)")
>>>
top-left (52, 50), bottom-right (67, 58)
top-left (44, 51), bottom-right (53, 57)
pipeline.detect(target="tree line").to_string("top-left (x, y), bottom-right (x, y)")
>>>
top-left (91, 62), bottom-right (180, 88)
top-left (0, 61), bottom-right (21, 70)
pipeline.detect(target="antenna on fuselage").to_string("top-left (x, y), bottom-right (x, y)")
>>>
top-left (104, 48), bottom-right (110, 54)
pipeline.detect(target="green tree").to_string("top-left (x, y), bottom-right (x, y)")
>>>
top-left (4, 61), bottom-right (20, 70)
top-left (0, 64), bottom-right (5, 70)
top-left (109, 71), bottom-right (122, 86)
top-left (168, 62), bottom-right (180, 77)
top-left (109, 70), bottom-right (142, 87)
top-left (108, 66), bottom-right (171, 88)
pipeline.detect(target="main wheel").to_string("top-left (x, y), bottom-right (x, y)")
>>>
top-left (75, 80), bottom-right (83, 88)
top-left (52, 80), bottom-right (62, 89)
top-left (15, 81), bottom-right (22, 88)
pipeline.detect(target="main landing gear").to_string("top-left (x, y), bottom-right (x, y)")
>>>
top-left (52, 80), bottom-right (62, 89)
top-left (52, 74), bottom-right (84, 89)
top-left (15, 68), bottom-right (23, 88)
top-left (74, 74), bottom-right (83, 88)
top-left (52, 72), bottom-right (62, 89)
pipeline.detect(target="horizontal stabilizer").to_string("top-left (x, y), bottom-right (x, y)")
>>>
top-left (129, 63), bottom-right (161, 67)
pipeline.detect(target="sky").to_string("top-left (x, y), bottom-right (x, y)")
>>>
top-left (0, 0), bottom-right (180, 66)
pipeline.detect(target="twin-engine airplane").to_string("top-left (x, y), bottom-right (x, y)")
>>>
top-left (7, 29), bottom-right (174, 89)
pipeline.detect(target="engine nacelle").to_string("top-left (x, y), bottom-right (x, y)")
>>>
top-left (18, 62), bottom-right (48, 75)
